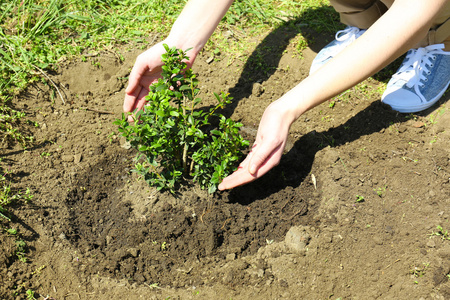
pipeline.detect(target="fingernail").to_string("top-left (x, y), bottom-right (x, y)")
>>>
top-left (249, 164), bottom-right (256, 174)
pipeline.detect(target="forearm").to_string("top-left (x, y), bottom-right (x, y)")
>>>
top-left (278, 0), bottom-right (448, 122)
top-left (165, 0), bottom-right (234, 55)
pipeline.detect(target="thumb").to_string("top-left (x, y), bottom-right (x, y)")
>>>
top-left (125, 63), bottom-right (147, 94)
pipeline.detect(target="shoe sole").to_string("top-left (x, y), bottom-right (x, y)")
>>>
top-left (383, 79), bottom-right (450, 113)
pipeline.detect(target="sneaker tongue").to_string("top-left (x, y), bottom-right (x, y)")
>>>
top-left (394, 44), bottom-right (445, 89)
top-left (392, 53), bottom-right (420, 87)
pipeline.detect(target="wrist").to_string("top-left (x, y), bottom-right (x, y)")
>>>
top-left (163, 35), bottom-right (201, 62)
top-left (267, 98), bottom-right (299, 127)
top-left (272, 91), bottom-right (311, 126)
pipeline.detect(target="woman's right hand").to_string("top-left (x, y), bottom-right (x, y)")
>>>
top-left (218, 100), bottom-right (296, 190)
top-left (123, 41), bottom-right (196, 120)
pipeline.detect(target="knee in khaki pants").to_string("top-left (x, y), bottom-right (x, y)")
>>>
top-left (329, 0), bottom-right (387, 29)
top-left (423, 3), bottom-right (450, 50)
top-left (329, 0), bottom-right (450, 49)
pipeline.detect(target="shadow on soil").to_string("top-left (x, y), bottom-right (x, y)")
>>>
top-left (223, 3), bottom-right (449, 203)
top-left (223, 5), bottom-right (342, 114)
top-left (228, 87), bottom-right (450, 204)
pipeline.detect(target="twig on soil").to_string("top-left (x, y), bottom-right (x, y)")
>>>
top-left (200, 208), bottom-right (207, 224)
top-left (221, 218), bottom-right (232, 230)
top-left (33, 64), bottom-right (66, 105)
top-left (105, 49), bottom-right (123, 61)
top-left (383, 258), bottom-right (401, 270)
top-left (431, 158), bottom-right (441, 176)
top-left (281, 204), bottom-right (307, 221)
top-left (83, 52), bottom-right (99, 57)
top-left (311, 173), bottom-right (317, 190)
top-left (144, 282), bottom-right (163, 290)
top-left (280, 197), bottom-right (292, 212)
top-left (79, 107), bottom-right (114, 114)
top-left (280, 198), bottom-right (307, 221)
top-left (63, 292), bottom-right (80, 299)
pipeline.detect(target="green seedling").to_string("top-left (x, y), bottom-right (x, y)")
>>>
top-left (374, 185), bottom-right (387, 198)
top-left (1, 184), bottom-right (33, 222)
top-left (161, 241), bottom-right (169, 251)
top-left (115, 45), bottom-right (248, 193)
top-left (0, 204), bottom-right (10, 221)
top-left (429, 225), bottom-right (450, 240)
top-left (410, 262), bottom-right (429, 278)
top-left (26, 289), bottom-right (36, 300)
top-left (15, 239), bottom-right (27, 262)
top-left (107, 132), bottom-right (116, 144)
top-left (355, 195), bottom-right (365, 203)
top-left (41, 152), bottom-right (51, 157)
top-left (7, 228), bottom-right (17, 235)
top-left (146, 282), bottom-right (160, 289)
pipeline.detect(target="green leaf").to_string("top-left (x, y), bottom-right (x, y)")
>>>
top-left (7, 228), bottom-right (17, 235)
top-left (208, 184), bottom-right (217, 194)
top-left (210, 129), bottom-right (221, 136)
top-left (179, 85), bottom-right (191, 91)
top-left (187, 115), bottom-right (194, 125)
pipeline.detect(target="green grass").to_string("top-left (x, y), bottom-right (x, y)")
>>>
top-left (1, 0), bottom-right (337, 102)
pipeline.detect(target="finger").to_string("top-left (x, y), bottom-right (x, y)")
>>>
top-left (218, 142), bottom-right (283, 190)
top-left (248, 141), bottom-right (283, 175)
top-left (135, 86), bottom-right (150, 111)
top-left (123, 85), bottom-right (142, 113)
top-left (124, 87), bottom-right (151, 122)
top-left (237, 144), bottom-right (255, 167)
top-left (218, 166), bottom-right (256, 190)
top-left (125, 57), bottom-right (149, 94)
top-left (217, 148), bottom-right (254, 190)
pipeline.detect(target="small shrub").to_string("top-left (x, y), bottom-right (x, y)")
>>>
top-left (115, 45), bottom-right (249, 193)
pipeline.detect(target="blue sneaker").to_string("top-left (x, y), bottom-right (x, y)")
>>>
top-left (310, 26), bottom-right (366, 75)
top-left (382, 44), bottom-right (450, 113)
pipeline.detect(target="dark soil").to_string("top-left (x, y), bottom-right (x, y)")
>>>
top-left (1, 24), bottom-right (450, 300)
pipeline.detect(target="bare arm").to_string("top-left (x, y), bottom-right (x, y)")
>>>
top-left (124, 0), bottom-right (234, 116)
top-left (286, 0), bottom-right (448, 120)
top-left (167, 0), bottom-right (234, 54)
top-left (219, 0), bottom-right (448, 190)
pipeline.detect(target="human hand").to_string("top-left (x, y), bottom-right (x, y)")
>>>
top-left (123, 41), bottom-right (196, 121)
top-left (218, 101), bottom-right (295, 190)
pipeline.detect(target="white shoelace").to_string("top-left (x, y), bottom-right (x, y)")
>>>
top-left (333, 26), bottom-right (365, 51)
top-left (392, 44), bottom-right (448, 90)
top-left (310, 26), bottom-right (365, 74)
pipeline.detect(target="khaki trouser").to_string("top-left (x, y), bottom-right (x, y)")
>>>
top-left (329, 0), bottom-right (450, 50)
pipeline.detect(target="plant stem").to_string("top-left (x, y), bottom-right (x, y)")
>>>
top-left (182, 95), bottom-right (188, 175)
